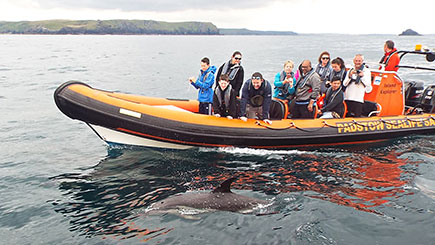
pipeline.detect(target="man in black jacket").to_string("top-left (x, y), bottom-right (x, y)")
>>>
top-left (319, 76), bottom-right (344, 118)
top-left (239, 72), bottom-right (272, 124)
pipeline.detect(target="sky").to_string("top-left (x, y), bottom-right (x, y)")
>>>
top-left (1, 0), bottom-right (434, 34)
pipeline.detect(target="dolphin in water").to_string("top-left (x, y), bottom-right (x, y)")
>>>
top-left (146, 177), bottom-right (271, 217)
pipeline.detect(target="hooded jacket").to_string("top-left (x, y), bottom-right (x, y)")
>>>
top-left (191, 65), bottom-right (217, 103)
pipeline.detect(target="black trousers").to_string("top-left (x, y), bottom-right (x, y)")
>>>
top-left (345, 100), bottom-right (363, 117)
top-left (292, 103), bottom-right (315, 119)
top-left (199, 102), bottom-right (212, 115)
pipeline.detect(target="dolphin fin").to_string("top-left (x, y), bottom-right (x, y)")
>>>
top-left (212, 177), bottom-right (236, 193)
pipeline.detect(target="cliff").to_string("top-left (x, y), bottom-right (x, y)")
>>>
top-left (0, 19), bottom-right (219, 35)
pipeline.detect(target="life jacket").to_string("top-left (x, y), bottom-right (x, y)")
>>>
top-left (248, 80), bottom-right (270, 107)
top-left (295, 69), bottom-right (316, 94)
top-left (221, 60), bottom-right (241, 80)
top-left (215, 84), bottom-right (232, 112)
top-left (379, 48), bottom-right (400, 71)
top-left (275, 71), bottom-right (294, 97)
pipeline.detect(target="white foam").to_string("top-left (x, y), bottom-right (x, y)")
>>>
top-left (199, 147), bottom-right (309, 156)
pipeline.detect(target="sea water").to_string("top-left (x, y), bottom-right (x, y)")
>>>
top-left (1, 34), bottom-right (435, 244)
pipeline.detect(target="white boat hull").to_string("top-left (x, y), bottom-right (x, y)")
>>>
top-left (88, 124), bottom-right (194, 150)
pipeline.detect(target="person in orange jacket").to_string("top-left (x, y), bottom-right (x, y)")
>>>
top-left (379, 40), bottom-right (400, 72)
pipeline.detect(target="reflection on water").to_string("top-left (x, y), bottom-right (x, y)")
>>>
top-left (49, 137), bottom-right (433, 243)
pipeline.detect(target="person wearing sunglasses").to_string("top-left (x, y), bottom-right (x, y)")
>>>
top-left (239, 72), bottom-right (272, 124)
top-left (215, 51), bottom-right (245, 97)
top-left (315, 51), bottom-right (333, 95)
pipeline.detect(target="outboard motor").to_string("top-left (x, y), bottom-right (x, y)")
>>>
top-left (404, 81), bottom-right (424, 107)
top-left (420, 85), bottom-right (435, 113)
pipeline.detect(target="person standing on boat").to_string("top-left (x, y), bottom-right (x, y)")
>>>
top-left (215, 51), bottom-right (244, 97)
top-left (379, 40), bottom-right (400, 72)
top-left (343, 54), bottom-right (372, 117)
top-left (318, 76), bottom-right (344, 119)
top-left (189, 57), bottom-right (217, 115)
top-left (315, 51), bottom-right (333, 94)
top-left (213, 74), bottom-right (238, 119)
top-left (273, 60), bottom-right (296, 100)
top-left (239, 72), bottom-right (272, 124)
top-left (292, 60), bottom-right (321, 119)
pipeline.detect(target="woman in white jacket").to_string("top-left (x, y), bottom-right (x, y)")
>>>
top-left (343, 54), bottom-right (372, 117)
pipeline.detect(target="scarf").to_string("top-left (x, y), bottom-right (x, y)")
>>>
top-left (222, 60), bottom-right (241, 80)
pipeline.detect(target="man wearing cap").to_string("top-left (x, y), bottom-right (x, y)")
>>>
top-left (292, 60), bottom-right (321, 119)
top-left (239, 72), bottom-right (272, 124)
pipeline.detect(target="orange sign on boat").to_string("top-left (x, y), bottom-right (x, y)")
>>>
top-left (365, 70), bottom-right (405, 116)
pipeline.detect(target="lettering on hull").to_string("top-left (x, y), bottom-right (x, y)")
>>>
top-left (336, 117), bottom-right (435, 134)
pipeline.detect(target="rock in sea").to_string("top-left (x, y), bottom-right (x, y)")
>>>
top-left (399, 29), bottom-right (422, 36)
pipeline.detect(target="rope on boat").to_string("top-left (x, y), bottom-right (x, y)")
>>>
top-left (406, 117), bottom-right (430, 123)
top-left (292, 123), bottom-right (327, 132)
top-left (380, 119), bottom-right (403, 126)
top-left (322, 121), bottom-right (341, 128)
top-left (255, 120), bottom-right (326, 132)
top-left (254, 121), bottom-right (294, 130)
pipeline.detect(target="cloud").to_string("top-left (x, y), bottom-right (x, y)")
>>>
top-left (34, 0), bottom-right (279, 12)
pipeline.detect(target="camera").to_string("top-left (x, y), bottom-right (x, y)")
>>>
top-left (352, 63), bottom-right (365, 84)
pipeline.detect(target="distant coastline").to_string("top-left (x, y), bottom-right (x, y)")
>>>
top-left (219, 28), bottom-right (296, 36)
top-left (0, 19), bottom-right (297, 36)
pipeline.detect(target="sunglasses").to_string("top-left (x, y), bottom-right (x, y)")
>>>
top-left (252, 76), bottom-right (262, 80)
top-left (234, 57), bottom-right (242, 60)
top-left (321, 57), bottom-right (330, 60)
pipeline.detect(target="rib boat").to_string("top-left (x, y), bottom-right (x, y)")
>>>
top-left (54, 49), bottom-right (435, 149)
